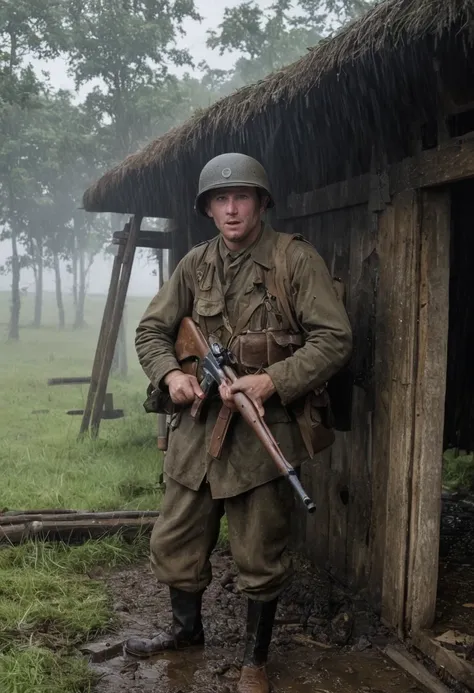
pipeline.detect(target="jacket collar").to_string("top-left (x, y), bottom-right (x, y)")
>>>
top-left (203, 222), bottom-right (275, 270)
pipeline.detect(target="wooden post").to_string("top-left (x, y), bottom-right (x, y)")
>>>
top-left (157, 221), bottom-right (175, 450)
top-left (115, 306), bottom-right (128, 378)
top-left (79, 224), bottom-right (128, 437)
top-left (90, 215), bottom-right (142, 437)
top-left (378, 189), bottom-right (421, 638)
top-left (406, 188), bottom-right (450, 633)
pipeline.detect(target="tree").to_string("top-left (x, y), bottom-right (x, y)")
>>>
top-left (33, 90), bottom-right (110, 329)
top-left (65, 0), bottom-right (202, 166)
top-left (206, 0), bottom-right (377, 90)
top-left (0, 0), bottom-right (66, 339)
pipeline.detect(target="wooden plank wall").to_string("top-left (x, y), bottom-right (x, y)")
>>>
top-left (283, 203), bottom-right (377, 594)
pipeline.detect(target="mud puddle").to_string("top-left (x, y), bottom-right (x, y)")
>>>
top-left (89, 548), bottom-right (434, 693)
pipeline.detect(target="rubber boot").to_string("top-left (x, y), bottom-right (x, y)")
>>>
top-left (237, 598), bottom-right (278, 693)
top-left (124, 587), bottom-right (204, 657)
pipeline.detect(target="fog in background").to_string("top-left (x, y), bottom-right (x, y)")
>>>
top-left (0, 0), bottom-right (275, 299)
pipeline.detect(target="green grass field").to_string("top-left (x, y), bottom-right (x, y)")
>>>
top-left (0, 289), bottom-right (162, 692)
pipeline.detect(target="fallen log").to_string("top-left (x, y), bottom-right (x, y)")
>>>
top-left (1, 509), bottom-right (78, 516)
top-left (0, 516), bottom-right (159, 545)
top-left (0, 510), bottom-right (160, 526)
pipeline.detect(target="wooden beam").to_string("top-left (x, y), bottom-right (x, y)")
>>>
top-left (280, 174), bottom-right (370, 219)
top-left (0, 516), bottom-right (157, 545)
top-left (280, 135), bottom-right (474, 222)
top-left (0, 510), bottom-right (160, 525)
top-left (379, 189), bottom-right (421, 638)
top-left (112, 229), bottom-right (173, 249)
top-left (381, 642), bottom-right (452, 693)
top-left (406, 189), bottom-right (450, 633)
top-left (390, 136), bottom-right (474, 194)
top-left (412, 630), bottom-right (474, 691)
top-left (90, 215), bottom-right (142, 437)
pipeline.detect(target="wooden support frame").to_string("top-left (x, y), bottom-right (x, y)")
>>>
top-left (79, 215), bottom-right (142, 438)
top-left (90, 215), bottom-right (142, 436)
top-left (79, 222), bottom-right (129, 437)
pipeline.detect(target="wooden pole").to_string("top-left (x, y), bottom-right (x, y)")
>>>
top-left (79, 223), bottom-right (128, 437)
top-left (90, 215), bottom-right (142, 437)
top-left (157, 222), bottom-right (177, 449)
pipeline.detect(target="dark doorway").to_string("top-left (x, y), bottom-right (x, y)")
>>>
top-left (437, 177), bottom-right (474, 662)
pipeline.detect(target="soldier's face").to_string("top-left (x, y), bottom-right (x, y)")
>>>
top-left (206, 187), bottom-right (266, 249)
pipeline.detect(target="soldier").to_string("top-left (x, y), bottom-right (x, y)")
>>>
top-left (126, 153), bottom-right (352, 693)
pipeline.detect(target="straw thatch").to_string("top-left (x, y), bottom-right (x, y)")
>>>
top-left (83, 0), bottom-right (474, 221)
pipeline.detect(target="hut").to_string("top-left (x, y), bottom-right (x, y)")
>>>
top-left (81, 0), bottom-right (474, 686)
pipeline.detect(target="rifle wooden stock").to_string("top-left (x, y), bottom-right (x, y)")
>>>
top-left (175, 318), bottom-right (316, 513)
top-left (175, 317), bottom-right (209, 364)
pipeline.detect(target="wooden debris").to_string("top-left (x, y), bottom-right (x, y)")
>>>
top-left (1, 508), bottom-right (78, 516)
top-left (435, 630), bottom-right (474, 650)
top-left (412, 630), bottom-right (474, 690)
top-left (0, 510), bottom-right (160, 545)
top-left (0, 510), bottom-right (160, 526)
top-left (48, 376), bottom-right (92, 385)
top-left (290, 634), bottom-right (332, 649)
top-left (381, 642), bottom-right (452, 693)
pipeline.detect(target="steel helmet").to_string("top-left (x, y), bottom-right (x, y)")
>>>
top-left (195, 153), bottom-right (274, 215)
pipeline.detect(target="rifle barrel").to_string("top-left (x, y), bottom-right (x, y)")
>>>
top-left (223, 365), bottom-right (316, 514)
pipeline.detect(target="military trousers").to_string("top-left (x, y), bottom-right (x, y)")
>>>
top-left (150, 475), bottom-right (295, 601)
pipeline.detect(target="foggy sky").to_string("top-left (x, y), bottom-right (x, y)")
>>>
top-left (0, 0), bottom-right (274, 297)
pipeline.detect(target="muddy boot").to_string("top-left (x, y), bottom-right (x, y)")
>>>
top-left (237, 598), bottom-right (278, 693)
top-left (124, 587), bottom-right (204, 658)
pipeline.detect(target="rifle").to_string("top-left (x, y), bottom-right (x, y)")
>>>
top-left (175, 317), bottom-right (316, 514)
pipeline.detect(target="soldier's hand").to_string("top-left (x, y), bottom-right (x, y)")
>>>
top-left (221, 373), bottom-right (276, 417)
top-left (164, 370), bottom-right (204, 406)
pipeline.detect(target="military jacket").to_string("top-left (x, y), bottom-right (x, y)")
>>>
top-left (135, 224), bottom-right (352, 498)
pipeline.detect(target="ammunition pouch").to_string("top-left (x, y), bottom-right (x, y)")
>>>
top-left (231, 330), bottom-right (303, 374)
top-left (290, 388), bottom-right (335, 458)
top-left (144, 326), bottom-right (335, 460)
top-left (143, 383), bottom-right (175, 415)
top-left (230, 329), bottom-right (335, 458)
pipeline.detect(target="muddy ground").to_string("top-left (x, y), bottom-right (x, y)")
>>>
top-left (437, 493), bottom-right (474, 660)
top-left (86, 549), bottom-right (434, 693)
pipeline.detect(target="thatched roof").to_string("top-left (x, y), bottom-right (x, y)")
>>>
top-left (83, 0), bottom-right (474, 220)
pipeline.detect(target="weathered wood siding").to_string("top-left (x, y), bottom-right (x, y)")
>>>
top-left (280, 204), bottom-right (378, 597)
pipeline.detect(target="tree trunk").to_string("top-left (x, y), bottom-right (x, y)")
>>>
top-left (8, 228), bottom-right (21, 341)
top-left (53, 252), bottom-right (65, 329)
top-left (72, 230), bottom-right (78, 310)
top-left (74, 247), bottom-right (86, 329)
top-left (33, 239), bottom-right (43, 328)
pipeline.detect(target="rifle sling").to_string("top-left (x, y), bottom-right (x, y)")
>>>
top-left (208, 405), bottom-right (233, 459)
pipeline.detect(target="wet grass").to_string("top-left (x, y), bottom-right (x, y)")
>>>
top-left (0, 291), bottom-right (161, 512)
top-left (443, 448), bottom-right (474, 492)
top-left (0, 646), bottom-right (96, 693)
top-left (0, 290), bottom-right (229, 692)
top-left (0, 291), bottom-right (157, 692)
top-left (0, 537), bottom-right (150, 693)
